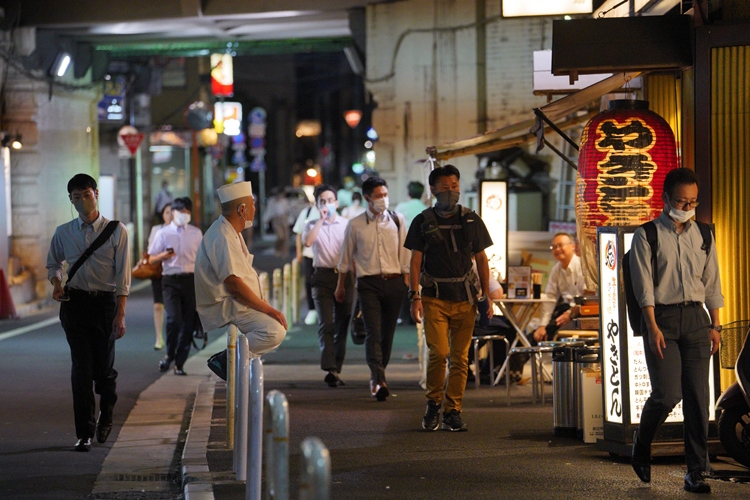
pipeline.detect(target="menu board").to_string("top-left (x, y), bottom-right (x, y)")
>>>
top-left (507, 266), bottom-right (531, 299)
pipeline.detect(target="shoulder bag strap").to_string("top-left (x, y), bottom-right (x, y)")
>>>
top-left (66, 220), bottom-right (120, 285)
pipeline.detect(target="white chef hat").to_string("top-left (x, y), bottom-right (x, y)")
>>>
top-left (217, 181), bottom-right (253, 203)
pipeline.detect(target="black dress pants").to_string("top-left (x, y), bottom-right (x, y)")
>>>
top-left (312, 268), bottom-right (353, 373)
top-left (303, 256), bottom-right (315, 311)
top-left (162, 274), bottom-right (196, 370)
top-left (60, 291), bottom-right (117, 440)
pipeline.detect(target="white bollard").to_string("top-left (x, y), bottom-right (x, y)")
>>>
top-left (282, 263), bottom-right (291, 322)
top-left (291, 259), bottom-right (300, 324)
top-left (227, 325), bottom-right (238, 448)
top-left (299, 437), bottom-right (330, 500)
top-left (264, 390), bottom-right (289, 500)
top-left (259, 272), bottom-right (270, 303)
top-left (246, 356), bottom-right (264, 500)
top-left (234, 335), bottom-right (250, 480)
top-left (272, 269), bottom-right (282, 311)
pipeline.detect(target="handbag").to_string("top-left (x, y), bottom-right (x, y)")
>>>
top-left (349, 295), bottom-right (367, 345)
top-left (131, 251), bottom-right (162, 280)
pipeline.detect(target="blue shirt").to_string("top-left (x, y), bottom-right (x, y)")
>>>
top-left (148, 221), bottom-right (203, 275)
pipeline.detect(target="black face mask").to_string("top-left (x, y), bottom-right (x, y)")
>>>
top-left (435, 190), bottom-right (460, 212)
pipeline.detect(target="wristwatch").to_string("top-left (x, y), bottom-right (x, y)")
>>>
top-left (407, 290), bottom-right (421, 302)
top-left (710, 325), bottom-right (722, 332)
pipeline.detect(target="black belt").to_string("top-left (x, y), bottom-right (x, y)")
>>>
top-left (67, 288), bottom-right (115, 298)
top-left (163, 273), bottom-right (194, 278)
top-left (655, 301), bottom-right (703, 309)
top-left (361, 273), bottom-right (402, 280)
top-left (314, 267), bottom-right (338, 273)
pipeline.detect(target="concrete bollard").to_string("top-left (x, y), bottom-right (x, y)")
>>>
top-left (259, 272), bottom-right (270, 303)
top-left (234, 335), bottom-right (250, 480)
top-left (282, 263), bottom-right (291, 322)
top-left (227, 325), bottom-right (238, 448)
top-left (246, 356), bottom-right (264, 500)
top-left (290, 259), bottom-right (300, 324)
top-left (264, 390), bottom-right (289, 500)
top-left (272, 268), bottom-right (282, 311)
top-left (299, 437), bottom-right (330, 500)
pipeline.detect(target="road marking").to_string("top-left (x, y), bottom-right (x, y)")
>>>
top-left (0, 316), bottom-right (60, 341)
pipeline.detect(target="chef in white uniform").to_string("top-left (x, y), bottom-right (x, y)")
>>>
top-left (195, 181), bottom-right (287, 361)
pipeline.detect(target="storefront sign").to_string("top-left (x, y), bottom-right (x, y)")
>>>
top-left (248, 107), bottom-right (267, 173)
top-left (210, 53), bottom-right (234, 97)
top-left (502, 0), bottom-right (592, 17)
top-left (97, 76), bottom-right (126, 123)
top-left (214, 101), bottom-right (242, 136)
top-left (478, 181), bottom-right (508, 281)
top-left (599, 230), bottom-right (622, 423)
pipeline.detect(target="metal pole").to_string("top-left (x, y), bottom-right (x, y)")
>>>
top-left (234, 335), bottom-right (250, 480)
top-left (134, 145), bottom-right (144, 256)
top-left (264, 390), bottom-right (289, 500)
top-left (282, 263), bottom-right (291, 322)
top-left (227, 325), bottom-right (238, 448)
top-left (246, 356), bottom-right (264, 500)
top-left (299, 437), bottom-right (330, 500)
top-left (272, 268), bottom-right (282, 311)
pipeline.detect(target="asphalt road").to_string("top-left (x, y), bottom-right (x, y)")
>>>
top-left (0, 284), bottom-right (183, 500)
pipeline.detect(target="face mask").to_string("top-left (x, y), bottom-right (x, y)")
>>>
top-left (371, 196), bottom-right (389, 213)
top-left (73, 198), bottom-right (97, 217)
top-left (173, 212), bottom-right (191, 227)
top-left (666, 203), bottom-right (695, 223)
top-left (435, 190), bottom-right (460, 212)
top-left (325, 203), bottom-right (337, 218)
top-left (239, 205), bottom-right (253, 229)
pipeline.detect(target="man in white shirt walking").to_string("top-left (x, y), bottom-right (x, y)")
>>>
top-left (148, 197), bottom-right (203, 375)
top-left (335, 177), bottom-right (409, 401)
top-left (303, 184), bottom-right (353, 387)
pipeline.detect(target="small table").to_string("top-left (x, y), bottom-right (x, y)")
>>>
top-left (492, 297), bottom-right (556, 386)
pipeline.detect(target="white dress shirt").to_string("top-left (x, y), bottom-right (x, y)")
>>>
top-left (46, 214), bottom-right (131, 295)
top-left (195, 215), bottom-right (265, 332)
top-left (302, 215), bottom-right (349, 268)
top-left (147, 221), bottom-right (203, 275)
top-left (539, 253), bottom-right (585, 325)
top-left (338, 208), bottom-right (409, 278)
top-left (293, 206), bottom-right (319, 259)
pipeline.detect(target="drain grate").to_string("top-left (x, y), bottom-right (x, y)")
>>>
top-left (114, 473), bottom-right (174, 482)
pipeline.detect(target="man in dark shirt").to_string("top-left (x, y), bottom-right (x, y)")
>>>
top-left (405, 164), bottom-right (493, 432)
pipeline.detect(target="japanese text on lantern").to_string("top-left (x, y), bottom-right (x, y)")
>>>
top-left (595, 119), bottom-right (658, 226)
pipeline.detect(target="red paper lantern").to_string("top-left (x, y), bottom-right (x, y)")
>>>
top-left (576, 100), bottom-right (678, 290)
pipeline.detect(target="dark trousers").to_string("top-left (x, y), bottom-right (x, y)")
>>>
top-left (636, 304), bottom-right (712, 472)
top-left (312, 268), bottom-right (353, 373)
top-left (303, 256), bottom-right (315, 311)
top-left (162, 274), bottom-right (196, 369)
top-left (357, 275), bottom-right (408, 384)
top-left (60, 291), bottom-right (117, 440)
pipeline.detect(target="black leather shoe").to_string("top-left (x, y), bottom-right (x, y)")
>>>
top-left (684, 470), bottom-right (711, 493)
top-left (207, 350), bottom-right (227, 381)
top-left (375, 383), bottom-right (389, 402)
top-left (631, 430), bottom-right (651, 483)
top-left (174, 367), bottom-right (187, 376)
top-left (158, 357), bottom-right (170, 372)
top-left (95, 413), bottom-right (113, 443)
top-left (74, 438), bottom-right (91, 452)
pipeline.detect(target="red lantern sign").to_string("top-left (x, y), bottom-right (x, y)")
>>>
top-left (576, 100), bottom-right (678, 290)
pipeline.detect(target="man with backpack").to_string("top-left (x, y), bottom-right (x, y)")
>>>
top-left (335, 176), bottom-right (410, 401)
top-left (629, 168), bottom-right (723, 494)
top-left (404, 165), bottom-right (493, 432)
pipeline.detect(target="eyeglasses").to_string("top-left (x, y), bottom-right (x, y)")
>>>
top-left (550, 242), bottom-right (573, 251)
top-left (671, 198), bottom-right (700, 210)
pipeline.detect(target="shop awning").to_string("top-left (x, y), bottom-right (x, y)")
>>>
top-left (426, 71), bottom-right (642, 162)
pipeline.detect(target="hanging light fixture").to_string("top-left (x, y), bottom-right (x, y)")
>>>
top-left (575, 99), bottom-right (678, 290)
top-left (343, 110), bottom-right (362, 129)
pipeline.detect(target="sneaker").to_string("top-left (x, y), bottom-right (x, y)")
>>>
top-left (422, 400), bottom-right (441, 431)
top-left (441, 409), bottom-right (468, 432)
top-left (304, 310), bottom-right (318, 325)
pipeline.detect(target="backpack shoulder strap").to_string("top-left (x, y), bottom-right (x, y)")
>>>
top-left (66, 220), bottom-right (120, 284)
top-left (387, 210), bottom-right (400, 231)
top-left (642, 221), bottom-right (658, 287)
top-left (695, 221), bottom-right (713, 255)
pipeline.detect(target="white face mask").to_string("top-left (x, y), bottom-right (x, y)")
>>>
top-left (371, 196), bottom-right (389, 213)
top-left (666, 203), bottom-right (695, 223)
top-left (239, 204), bottom-right (253, 229)
top-left (173, 211), bottom-right (191, 227)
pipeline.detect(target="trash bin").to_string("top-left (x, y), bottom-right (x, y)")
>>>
top-left (574, 346), bottom-right (601, 441)
top-left (552, 343), bottom-right (584, 437)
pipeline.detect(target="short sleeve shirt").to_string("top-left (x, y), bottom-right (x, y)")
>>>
top-left (404, 207), bottom-right (493, 302)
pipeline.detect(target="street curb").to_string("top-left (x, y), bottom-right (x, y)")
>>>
top-left (183, 380), bottom-right (216, 500)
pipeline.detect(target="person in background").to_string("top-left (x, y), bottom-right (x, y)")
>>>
top-left (531, 233), bottom-right (585, 343)
top-left (335, 176), bottom-right (409, 401)
top-left (195, 181), bottom-right (287, 379)
top-left (395, 181), bottom-right (428, 228)
top-left (341, 191), bottom-right (366, 219)
top-left (148, 197), bottom-right (203, 376)
top-left (405, 164), bottom-right (493, 432)
top-left (630, 168), bottom-right (723, 494)
top-left (293, 201), bottom-right (319, 326)
top-left (303, 184), bottom-right (353, 387)
top-left (264, 187), bottom-right (291, 258)
top-left (147, 203), bottom-right (172, 350)
top-left (46, 173), bottom-right (130, 452)
top-left (336, 176), bottom-right (358, 209)
top-left (154, 180), bottom-right (173, 220)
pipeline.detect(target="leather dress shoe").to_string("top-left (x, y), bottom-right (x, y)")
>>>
top-left (96, 413), bottom-right (113, 443)
top-left (74, 438), bottom-right (92, 452)
top-left (631, 430), bottom-right (650, 483)
top-left (174, 367), bottom-right (187, 376)
top-left (684, 470), bottom-right (711, 493)
top-left (375, 383), bottom-right (389, 402)
top-left (158, 357), bottom-right (170, 372)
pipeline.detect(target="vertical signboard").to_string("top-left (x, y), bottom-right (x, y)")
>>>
top-left (478, 181), bottom-right (508, 281)
top-left (598, 228), bottom-right (622, 424)
top-left (248, 107), bottom-right (267, 173)
top-left (211, 53), bottom-right (234, 97)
